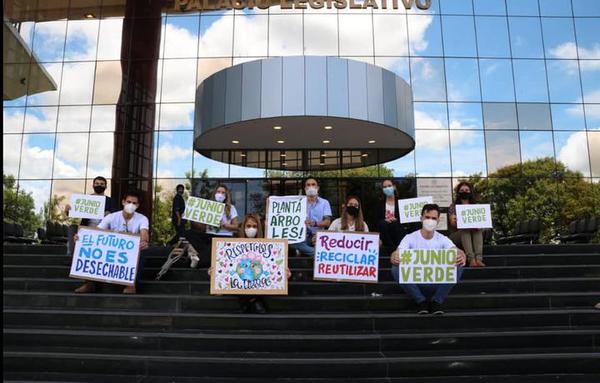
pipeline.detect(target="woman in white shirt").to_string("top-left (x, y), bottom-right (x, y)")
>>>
top-left (206, 185), bottom-right (239, 237)
top-left (329, 195), bottom-right (369, 232)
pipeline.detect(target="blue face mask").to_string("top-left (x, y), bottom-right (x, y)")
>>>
top-left (383, 186), bottom-right (395, 197)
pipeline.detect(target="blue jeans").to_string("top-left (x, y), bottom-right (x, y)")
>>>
top-left (289, 238), bottom-right (315, 256)
top-left (391, 265), bottom-right (464, 304)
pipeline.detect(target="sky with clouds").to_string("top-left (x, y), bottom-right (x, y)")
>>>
top-left (3, 5), bottom-right (600, 210)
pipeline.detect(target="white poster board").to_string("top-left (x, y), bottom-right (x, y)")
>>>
top-left (456, 204), bottom-right (493, 229)
top-left (68, 194), bottom-right (106, 220)
top-left (314, 231), bottom-right (380, 283)
top-left (417, 178), bottom-right (453, 208)
top-left (398, 196), bottom-right (433, 223)
top-left (398, 248), bottom-right (457, 284)
top-left (266, 196), bottom-right (307, 244)
top-left (182, 196), bottom-right (225, 227)
top-left (69, 226), bottom-right (140, 286)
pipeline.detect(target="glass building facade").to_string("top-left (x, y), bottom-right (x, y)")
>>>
top-left (3, 0), bottom-right (600, 241)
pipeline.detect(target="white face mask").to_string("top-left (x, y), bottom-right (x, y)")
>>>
top-left (245, 227), bottom-right (258, 238)
top-left (215, 193), bottom-right (226, 203)
top-left (305, 186), bottom-right (318, 197)
top-left (422, 218), bottom-right (438, 232)
top-left (124, 203), bottom-right (137, 214)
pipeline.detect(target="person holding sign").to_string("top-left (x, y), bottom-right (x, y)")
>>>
top-left (390, 204), bottom-right (466, 315)
top-left (205, 185), bottom-right (239, 237)
top-left (376, 180), bottom-right (414, 256)
top-left (73, 190), bottom-right (149, 294)
top-left (208, 214), bottom-right (291, 314)
top-left (290, 177), bottom-right (332, 256)
top-left (448, 182), bottom-right (485, 267)
top-left (328, 195), bottom-right (369, 232)
top-left (65, 176), bottom-right (116, 257)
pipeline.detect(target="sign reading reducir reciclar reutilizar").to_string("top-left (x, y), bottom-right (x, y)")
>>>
top-left (314, 231), bottom-right (380, 283)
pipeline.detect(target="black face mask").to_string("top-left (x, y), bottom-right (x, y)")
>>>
top-left (177, 190), bottom-right (184, 195)
top-left (347, 206), bottom-right (359, 217)
top-left (458, 191), bottom-right (472, 200)
top-left (93, 186), bottom-right (106, 194)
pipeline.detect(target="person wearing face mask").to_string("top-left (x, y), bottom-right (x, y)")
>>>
top-left (390, 204), bottom-right (466, 315)
top-left (208, 214), bottom-right (291, 314)
top-left (329, 196), bottom-right (369, 232)
top-left (289, 177), bottom-right (332, 256)
top-left (448, 181), bottom-right (485, 267)
top-left (169, 184), bottom-right (187, 244)
top-left (73, 190), bottom-right (150, 294)
top-left (375, 179), bottom-right (413, 256)
top-left (64, 176), bottom-right (117, 257)
top-left (205, 185), bottom-right (239, 237)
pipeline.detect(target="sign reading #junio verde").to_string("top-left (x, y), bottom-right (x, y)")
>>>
top-left (68, 193), bottom-right (106, 220)
top-left (266, 196), bottom-right (307, 244)
top-left (69, 227), bottom-right (140, 286)
top-left (398, 249), bottom-right (457, 284)
top-left (314, 231), bottom-right (380, 283)
top-left (398, 196), bottom-right (433, 224)
top-left (211, 238), bottom-right (288, 295)
top-left (182, 196), bottom-right (225, 227)
top-left (456, 204), bottom-right (493, 229)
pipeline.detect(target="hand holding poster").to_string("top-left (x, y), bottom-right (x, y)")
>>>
top-left (456, 204), bottom-right (493, 229)
top-left (314, 231), bottom-right (380, 283)
top-left (69, 227), bottom-right (140, 286)
top-left (266, 196), bottom-right (307, 244)
top-left (211, 238), bottom-right (288, 295)
top-left (398, 249), bottom-right (457, 284)
top-left (68, 194), bottom-right (106, 220)
top-left (398, 196), bottom-right (433, 223)
top-left (183, 196), bottom-right (225, 227)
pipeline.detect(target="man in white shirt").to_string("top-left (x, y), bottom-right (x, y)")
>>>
top-left (74, 190), bottom-right (150, 294)
top-left (390, 204), bottom-right (466, 315)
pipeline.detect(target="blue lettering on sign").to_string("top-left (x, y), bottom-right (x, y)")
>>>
top-left (74, 259), bottom-right (135, 282)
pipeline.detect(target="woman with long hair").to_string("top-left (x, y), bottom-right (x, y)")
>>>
top-left (329, 195), bottom-right (369, 232)
top-left (206, 184), bottom-right (239, 237)
top-left (448, 181), bottom-right (485, 267)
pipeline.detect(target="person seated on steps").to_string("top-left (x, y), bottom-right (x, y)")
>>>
top-left (208, 214), bottom-right (291, 314)
top-left (328, 195), bottom-right (369, 233)
top-left (73, 190), bottom-right (149, 295)
top-left (448, 181), bottom-right (486, 267)
top-left (390, 204), bottom-right (466, 315)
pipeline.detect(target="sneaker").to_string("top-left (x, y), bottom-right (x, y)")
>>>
top-left (74, 281), bottom-right (96, 293)
top-left (417, 301), bottom-right (429, 315)
top-left (430, 301), bottom-right (445, 315)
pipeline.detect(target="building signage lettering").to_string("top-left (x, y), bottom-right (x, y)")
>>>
top-left (175, 0), bottom-right (431, 11)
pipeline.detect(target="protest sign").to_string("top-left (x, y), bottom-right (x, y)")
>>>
top-left (68, 194), bottom-right (106, 220)
top-left (182, 196), bottom-right (225, 227)
top-left (314, 231), bottom-right (380, 283)
top-left (69, 226), bottom-right (140, 286)
top-left (266, 196), bottom-right (307, 244)
top-left (398, 196), bottom-right (434, 223)
top-left (456, 204), bottom-right (493, 229)
top-left (211, 238), bottom-right (288, 295)
top-left (398, 248), bottom-right (457, 284)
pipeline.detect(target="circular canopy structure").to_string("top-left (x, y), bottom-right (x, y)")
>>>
top-left (194, 56), bottom-right (415, 171)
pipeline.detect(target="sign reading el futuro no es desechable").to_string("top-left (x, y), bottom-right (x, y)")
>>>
top-left (266, 196), bottom-right (307, 245)
top-left (314, 231), bottom-right (380, 283)
top-left (182, 197), bottom-right (225, 227)
top-left (398, 249), bottom-right (458, 284)
top-left (68, 193), bottom-right (105, 220)
top-left (456, 204), bottom-right (493, 229)
top-left (69, 227), bottom-right (140, 286)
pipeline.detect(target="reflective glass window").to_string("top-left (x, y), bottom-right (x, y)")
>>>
top-left (20, 134), bottom-right (55, 179)
top-left (339, 15), bottom-right (373, 56)
top-left (445, 58), bottom-right (481, 102)
top-left (517, 103), bottom-right (552, 131)
top-left (513, 60), bottom-right (549, 102)
top-left (269, 15), bottom-right (303, 56)
top-left (442, 16), bottom-right (477, 57)
top-left (485, 130), bottom-right (521, 173)
top-left (509, 17), bottom-right (544, 59)
top-left (555, 131), bottom-right (591, 177)
top-left (480, 59), bottom-right (515, 102)
top-left (542, 18), bottom-right (577, 60)
top-left (551, 104), bottom-right (586, 131)
top-left (451, 130), bottom-right (487, 176)
top-left (475, 16), bottom-right (511, 58)
top-left (483, 103), bottom-right (518, 130)
top-left (546, 60), bottom-right (583, 103)
top-left (448, 102), bottom-right (483, 130)
top-left (410, 58), bottom-right (447, 102)
top-left (408, 15), bottom-right (443, 56)
top-left (520, 131), bottom-right (555, 162)
top-left (506, 0), bottom-right (540, 16)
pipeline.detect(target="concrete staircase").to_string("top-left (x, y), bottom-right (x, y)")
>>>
top-left (3, 243), bottom-right (600, 382)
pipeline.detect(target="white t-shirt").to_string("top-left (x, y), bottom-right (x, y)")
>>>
top-left (97, 211), bottom-right (149, 234)
top-left (206, 205), bottom-right (239, 236)
top-left (328, 218), bottom-right (369, 232)
top-left (398, 229), bottom-right (455, 250)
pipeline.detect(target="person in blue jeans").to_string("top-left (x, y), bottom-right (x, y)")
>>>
top-left (390, 203), bottom-right (466, 315)
top-left (289, 177), bottom-right (332, 256)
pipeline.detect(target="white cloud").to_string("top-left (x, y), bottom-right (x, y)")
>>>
top-left (557, 129), bottom-right (600, 177)
top-left (549, 42), bottom-right (600, 71)
top-left (158, 143), bottom-right (190, 162)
